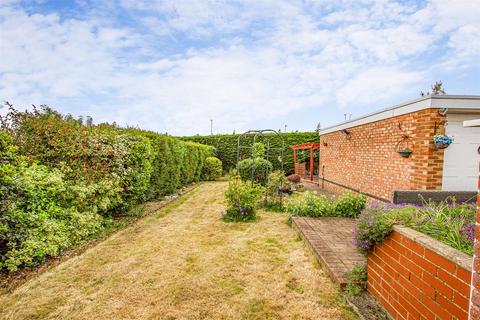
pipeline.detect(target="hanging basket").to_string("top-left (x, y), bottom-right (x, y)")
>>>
top-left (395, 135), bottom-right (413, 158)
top-left (433, 135), bottom-right (452, 149)
top-left (397, 148), bottom-right (412, 158)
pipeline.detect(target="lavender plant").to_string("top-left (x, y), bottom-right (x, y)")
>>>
top-left (353, 201), bottom-right (476, 255)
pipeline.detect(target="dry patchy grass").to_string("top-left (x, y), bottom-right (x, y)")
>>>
top-left (0, 182), bottom-right (357, 320)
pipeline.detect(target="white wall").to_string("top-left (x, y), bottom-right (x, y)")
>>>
top-left (442, 113), bottom-right (480, 191)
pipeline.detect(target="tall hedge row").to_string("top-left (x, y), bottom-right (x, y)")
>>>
top-left (180, 132), bottom-right (319, 174)
top-left (0, 106), bottom-right (214, 271)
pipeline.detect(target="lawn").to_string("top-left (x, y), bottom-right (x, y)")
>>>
top-left (0, 182), bottom-right (357, 320)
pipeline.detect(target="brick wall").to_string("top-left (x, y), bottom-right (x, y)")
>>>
top-left (470, 165), bottom-right (480, 319)
top-left (368, 226), bottom-right (472, 320)
top-left (319, 108), bottom-right (446, 200)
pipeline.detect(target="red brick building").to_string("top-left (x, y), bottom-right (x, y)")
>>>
top-left (318, 95), bottom-right (480, 201)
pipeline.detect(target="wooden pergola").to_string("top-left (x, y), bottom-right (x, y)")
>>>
top-left (291, 143), bottom-right (320, 181)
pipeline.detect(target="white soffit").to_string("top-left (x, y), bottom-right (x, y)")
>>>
top-left (319, 95), bottom-right (480, 135)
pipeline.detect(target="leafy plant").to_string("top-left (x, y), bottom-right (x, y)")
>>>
top-left (345, 263), bottom-right (367, 297)
top-left (223, 176), bottom-right (265, 222)
top-left (335, 192), bottom-right (367, 218)
top-left (285, 191), bottom-right (335, 217)
top-left (237, 157), bottom-right (273, 185)
top-left (285, 191), bottom-right (366, 218)
top-left (202, 156), bottom-right (223, 180)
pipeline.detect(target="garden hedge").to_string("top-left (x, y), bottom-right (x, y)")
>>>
top-left (180, 132), bottom-right (319, 174)
top-left (0, 106), bottom-right (214, 271)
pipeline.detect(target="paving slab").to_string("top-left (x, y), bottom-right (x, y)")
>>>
top-left (292, 216), bottom-right (366, 287)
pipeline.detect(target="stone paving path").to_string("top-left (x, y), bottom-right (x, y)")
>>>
top-left (292, 216), bottom-right (365, 286)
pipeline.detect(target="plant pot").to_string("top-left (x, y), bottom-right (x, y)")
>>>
top-left (397, 149), bottom-right (412, 158)
top-left (434, 141), bottom-right (449, 149)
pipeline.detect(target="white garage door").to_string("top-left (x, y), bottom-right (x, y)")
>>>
top-left (442, 113), bottom-right (480, 191)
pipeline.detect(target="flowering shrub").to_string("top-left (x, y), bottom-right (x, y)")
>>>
top-left (202, 156), bottom-right (223, 180)
top-left (285, 191), bottom-right (366, 218)
top-left (353, 201), bottom-right (476, 255)
top-left (353, 203), bottom-right (396, 254)
top-left (223, 176), bottom-right (265, 222)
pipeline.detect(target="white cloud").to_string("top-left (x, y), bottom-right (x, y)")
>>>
top-left (0, 0), bottom-right (479, 134)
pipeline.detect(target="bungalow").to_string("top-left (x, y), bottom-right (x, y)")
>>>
top-left (318, 95), bottom-right (480, 201)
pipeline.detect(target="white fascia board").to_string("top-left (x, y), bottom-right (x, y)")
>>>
top-left (319, 95), bottom-right (480, 136)
top-left (463, 119), bottom-right (480, 127)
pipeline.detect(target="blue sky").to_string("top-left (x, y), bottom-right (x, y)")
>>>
top-left (1, 0), bottom-right (479, 135)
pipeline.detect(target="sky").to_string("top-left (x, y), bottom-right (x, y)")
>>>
top-left (0, 0), bottom-right (479, 136)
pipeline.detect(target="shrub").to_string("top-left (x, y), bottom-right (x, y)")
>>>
top-left (0, 160), bottom-right (103, 271)
top-left (202, 156), bottom-right (223, 180)
top-left (237, 158), bottom-right (273, 185)
top-left (285, 191), bottom-right (335, 217)
top-left (334, 192), bottom-right (367, 218)
top-left (287, 174), bottom-right (301, 183)
top-left (223, 176), bottom-right (265, 222)
top-left (284, 191), bottom-right (366, 218)
top-left (353, 201), bottom-right (476, 255)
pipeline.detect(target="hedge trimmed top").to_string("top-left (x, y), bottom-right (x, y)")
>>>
top-left (180, 132), bottom-right (319, 174)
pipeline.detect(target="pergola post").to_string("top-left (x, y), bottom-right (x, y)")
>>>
top-left (309, 146), bottom-right (314, 181)
top-left (293, 149), bottom-right (297, 175)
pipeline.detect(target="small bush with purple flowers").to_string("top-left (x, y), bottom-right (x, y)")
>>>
top-left (223, 175), bottom-right (265, 222)
top-left (353, 201), bottom-right (476, 255)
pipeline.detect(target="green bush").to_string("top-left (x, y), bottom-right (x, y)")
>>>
top-left (285, 191), bottom-right (366, 218)
top-left (0, 106), bottom-right (215, 272)
top-left (285, 191), bottom-right (335, 217)
top-left (223, 176), bottom-right (265, 222)
top-left (180, 132), bottom-right (319, 174)
top-left (334, 192), bottom-right (367, 218)
top-left (237, 158), bottom-right (273, 185)
top-left (353, 201), bottom-right (476, 255)
top-left (203, 156), bottom-right (223, 180)
top-left (0, 144), bottom-right (103, 271)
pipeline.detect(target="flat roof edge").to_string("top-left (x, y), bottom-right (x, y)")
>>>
top-left (319, 95), bottom-right (480, 135)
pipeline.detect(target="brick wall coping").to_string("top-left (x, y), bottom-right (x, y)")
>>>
top-left (393, 225), bottom-right (472, 271)
top-left (319, 94), bottom-right (480, 135)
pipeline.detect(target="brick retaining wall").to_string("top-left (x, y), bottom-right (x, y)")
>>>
top-left (368, 226), bottom-right (472, 320)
